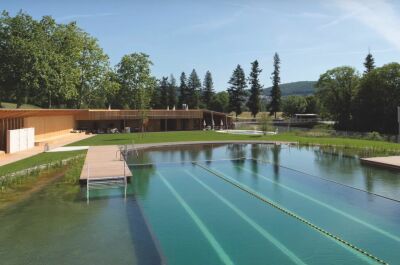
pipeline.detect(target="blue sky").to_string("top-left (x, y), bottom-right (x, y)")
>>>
top-left (2, 0), bottom-right (400, 91)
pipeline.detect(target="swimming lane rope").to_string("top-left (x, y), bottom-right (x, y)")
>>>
top-left (193, 162), bottom-right (389, 265)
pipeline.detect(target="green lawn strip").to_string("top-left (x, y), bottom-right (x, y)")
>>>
top-left (0, 156), bottom-right (85, 210)
top-left (67, 131), bottom-right (400, 153)
top-left (0, 150), bottom-right (86, 176)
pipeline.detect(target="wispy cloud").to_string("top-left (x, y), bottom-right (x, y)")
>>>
top-left (292, 12), bottom-right (332, 19)
top-left (173, 10), bottom-right (244, 35)
top-left (321, 0), bottom-right (400, 51)
top-left (57, 13), bottom-right (116, 22)
top-left (225, 1), bottom-right (331, 19)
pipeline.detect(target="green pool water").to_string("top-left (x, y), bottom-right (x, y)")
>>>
top-left (1, 144), bottom-right (400, 265)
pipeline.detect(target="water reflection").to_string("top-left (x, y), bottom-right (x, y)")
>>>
top-left (226, 143), bottom-right (247, 160)
top-left (227, 144), bottom-right (246, 174)
top-left (204, 146), bottom-right (213, 165)
top-left (131, 143), bottom-right (400, 201)
top-left (272, 145), bottom-right (281, 180)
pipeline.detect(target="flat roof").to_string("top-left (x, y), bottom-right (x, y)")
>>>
top-left (0, 109), bottom-right (229, 120)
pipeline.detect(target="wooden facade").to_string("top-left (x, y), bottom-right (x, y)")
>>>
top-left (0, 109), bottom-right (232, 152)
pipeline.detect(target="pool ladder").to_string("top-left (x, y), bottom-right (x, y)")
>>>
top-left (86, 163), bottom-right (128, 204)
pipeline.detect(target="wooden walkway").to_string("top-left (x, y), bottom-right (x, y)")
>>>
top-left (360, 156), bottom-right (400, 170)
top-left (80, 145), bottom-right (132, 184)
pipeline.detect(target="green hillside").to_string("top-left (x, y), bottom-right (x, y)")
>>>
top-left (0, 102), bottom-right (41, 109)
top-left (264, 81), bottom-right (316, 96)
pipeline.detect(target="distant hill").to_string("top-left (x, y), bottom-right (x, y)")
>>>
top-left (263, 81), bottom-right (317, 96)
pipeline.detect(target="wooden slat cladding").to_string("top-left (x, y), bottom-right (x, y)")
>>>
top-left (0, 109), bottom-right (230, 121)
top-left (75, 110), bottom-right (204, 120)
top-left (0, 109), bottom-right (85, 119)
top-left (0, 117), bottom-right (24, 151)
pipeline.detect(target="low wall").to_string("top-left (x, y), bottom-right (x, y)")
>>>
top-left (24, 115), bottom-right (75, 142)
top-left (7, 128), bottom-right (35, 153)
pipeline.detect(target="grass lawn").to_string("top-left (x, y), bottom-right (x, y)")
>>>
top-left (0, 150), bottom-right (86, 176)
top-left (68, 131), bottom-right (400, 153)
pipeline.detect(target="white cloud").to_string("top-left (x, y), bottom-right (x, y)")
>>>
top-left (323, 0), bottom-right (400, 51)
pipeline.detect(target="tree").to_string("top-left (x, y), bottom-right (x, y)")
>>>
top-left (187, 69), bottom-right (201, 108)
top-left (167, 74), bottom-right (177, 108)
top-left (269, 53), bottom-right (281, 118)
top-left (353, 63), bottom-right (400, 134)
top-left (0, 11), bottom-right (42, 107)
top-left (178, 72), bottom-right (188, 108)
top-left (0, 11), bottom-right (109, 109)
top-left (247, 60), bottom-right (262, 119)
top-left (305, 95), bottom-right (319, 114)
top-left (228, 65), bottom-right (247, 118)
top-left (281, 95), bottom-right (307, 117)
top-left (315, 66), bottom-right (359, 129)
top-left (116, 53), bottom-right (156, 131)
top-left (202, 71), bottom-right (214, 109)
top-left (210, 91), bottom-right (229, 113)
top-left (48, 21), bottom-right (83, 108)
top-left (159, 76), bottom-right (169, 108)
top-left (74, 32), bottom-right (109, 108)
top-left (101, 70), bottom-right (120, 108)
top-left (150, 81), bottom-right (162, 109)
top-left (364, 52), bottom-right (375, 74)
top-left (260, 113), bottom-right (269, 135)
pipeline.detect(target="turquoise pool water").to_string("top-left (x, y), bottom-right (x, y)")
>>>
top-left (1, 144), bottom-right (400, 265)
top-left (131, 144), bottom-right (400, 265)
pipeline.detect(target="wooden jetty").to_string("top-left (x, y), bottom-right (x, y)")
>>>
top-left (80, 145), bottom-right (132, 184)
top-left (360, 156), bottom-right (400, 170)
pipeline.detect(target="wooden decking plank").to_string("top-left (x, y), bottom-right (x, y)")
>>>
top-left (80, 145), bottom-right (132, 184)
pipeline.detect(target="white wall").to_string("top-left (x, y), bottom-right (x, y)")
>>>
top-left (7, 128), bottom-right (35, 153)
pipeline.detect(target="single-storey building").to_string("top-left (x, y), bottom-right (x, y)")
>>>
top-left (0, 109), bottom-right (232, 153)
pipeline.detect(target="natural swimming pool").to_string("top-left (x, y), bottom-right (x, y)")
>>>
top-left (1, 144), bottom-right (400, 265)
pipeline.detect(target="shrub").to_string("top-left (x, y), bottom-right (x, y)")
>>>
top-left (365, 131), bottom-right (383, 141)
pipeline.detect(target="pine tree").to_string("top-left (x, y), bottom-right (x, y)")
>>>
top-left (247, 60), bottom-right (262, 119)
top-left (228, 64), bottom-right (247, 118)
top-left (178, 72), bottom-right (187, 108)
top-left (364, 52), bottom-right (375, 74)
top-left (269, 53), bottom-right (281, 118)
top-left (167, 74), bottom-right (177, 108)
top-left (187, 69), bottom-right (201, 108)
top-left (159, 76), bottom-right (169, 108)
top-left (202, 71), bottom-right (214, 109)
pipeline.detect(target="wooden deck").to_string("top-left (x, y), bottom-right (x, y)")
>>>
top-left (80, 145), bottom-right (132, 184)
top-left (360, 156), bottom-right (400, 170)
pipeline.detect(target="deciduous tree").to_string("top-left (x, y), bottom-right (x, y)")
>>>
top-left (316, 66), bottom-right (359, 129)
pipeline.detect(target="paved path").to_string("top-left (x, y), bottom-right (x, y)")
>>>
top-left (360, 156), bottom-right (400, 170)
top-left (80, 145), bottom-right (132, 184)
top-left (0, 133), bottom-right (93, 167)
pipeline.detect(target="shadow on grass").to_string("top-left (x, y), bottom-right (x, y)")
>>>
top-left (103, 138), bottom-right (128, 142)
